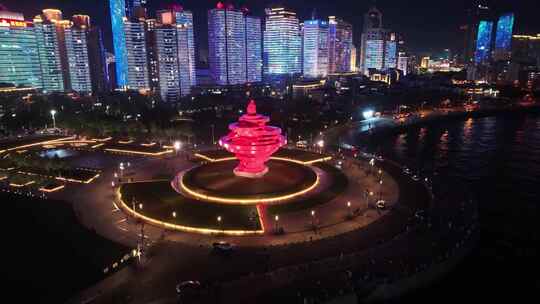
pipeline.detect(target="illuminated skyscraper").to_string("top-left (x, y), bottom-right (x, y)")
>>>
top-left (474, 20), bottom-right (494, 64)
top-left (87, 26), bottom-right (110, 93)
top-left (109, 0), bottom-right (128, 88)
top-left (384, 32), bottom-right (397, 69)
top-left (494, 13), bottom-right (515, 60)
top-left (0, 11), bottom-right (42, 89)
top-left (175, 9), bottom-right (196, 95)
top-left (33, 15), bottom-right (64, 92)
top-left (263, 7), bottom-right (302, 75)
top-left (350, 45), bottom-right (357, 72)
top-left (124, 20), bottom-right (149, 90)
top-left (397, 52), bottom-right (409, 76)
top-left (64, 16), bottom-right (92, 93)
top-left (360, 6), bottom-right (396, 75)
top-left (328, 16), bottom-right (353, 73)
top-left (303, 19), bottom-right (329, 78)
top-left (154, 8), bottom-right (196, 101)
top-left (145, 18), bottom-right (159, 91)
top-left (461, 1), bottom-right (491, 64)
top-left (208, 3), bottom-right (261, 85)
top-left (208, 3), bottom-right (246, 85)
top-left (245, 15), bottom-right (262, 82)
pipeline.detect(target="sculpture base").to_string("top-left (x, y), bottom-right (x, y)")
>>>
top-left (233, 166), bottom-right (268, 178)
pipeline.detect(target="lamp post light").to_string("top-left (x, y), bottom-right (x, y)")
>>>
top-left (347, 201), bottom-right (352, 217)
top-left (274, 215), bottom-right (279, 233)
top-left (217, 215), bottom-right (223, 232)
top-left (50, 110), bottom-right (57, 129)
top-left (311, 210), bottom-right (316, 228)
top-left (139, 203), bottom-right (143, 210)
top-left (173, 140), bottom-right (181, 156)
top-left (119, 162), bottom-right (125, 178)
top-left (379, 179), bottom-right (383, 201)
top-left (317, 140), bottom-right (324, 154)
top-left (172, 211), bottom-right (177, 219)
top-left (369, 158), bottom-right (375, 175)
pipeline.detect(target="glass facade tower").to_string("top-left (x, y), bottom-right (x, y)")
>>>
top-left (65, 22), bottom-right (92, 93)
top-left (34, 16), bottom-right (64, 92)
top-left (263, 7), bottom-right (302, 75)
top-left (0, 12), bottom-right (42, 89)
top-left (109, 0), bottom-right (128, 88)
top-left (245, 16), bottom-right (262, 83)
top-left (475, 20), bottom-right (494, 64)
top-left (494, 13), bottom-right (515, 60)
top-left (328, 16), bottom-right (353, 73)
top-left (208, 5), bottom-right (246, 85)
top-left (303, 19), bottom-right (329, 78)
top-left (124, 20), bottom-right (149, 90)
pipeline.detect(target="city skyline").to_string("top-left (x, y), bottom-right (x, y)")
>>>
top-left (2, 0), bottom-right (539, 59)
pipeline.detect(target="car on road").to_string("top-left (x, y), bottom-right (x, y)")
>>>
top-left (412, 175), bottom-right (421, 181)
top-left (212, 241), bottom-right (234, 254)
top-left (176, 280), bottom-right (201, 303)
top-left (376, 200), bottom-right (386, 210)
top-left (402, 167), bottom-right (411, 175)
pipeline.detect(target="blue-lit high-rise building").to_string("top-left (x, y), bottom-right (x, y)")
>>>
top-left (328, 16), bottom-right (353, 74)
top-left (109, 0), bottom-right (128, 88)
top-left (360, 6), bottom-right (397, 75)
top-left (246, 15), bottom-right (262, 83)
top-left (0, 10), bottom-right (43, 89)
top-left (303, 19), bottom-right (329, 78)
top-left (154, 8), bottom-right (196, 101)
top-left (383, 32), bottom-right (397, 69)
top-left (124, 20), bottom-right (149, 90)
top-left (263, 7), bottom-right (302, 75)
top-left (208, 3), bottom-right (261, 85)
top-left (109, 0), bottom-right (149, 90)
top-left (494, 13), bottom-right (515, 60)
top-left (474, 20), bottom-right (494, 64)
top-left (33, 14), bottom-right (64, 92)
top-left (65, 15), bottom-right (92, 94)
top-left (208, 3), bottom-right (246, 85)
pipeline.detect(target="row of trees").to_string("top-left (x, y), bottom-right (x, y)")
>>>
top-left (0, 92), bottom-right (195, 142)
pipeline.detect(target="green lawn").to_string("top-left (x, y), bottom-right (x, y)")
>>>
top-left (120, 181), bottom-right (261, 231)
top-left (266, 163), bottom-right (349, 216)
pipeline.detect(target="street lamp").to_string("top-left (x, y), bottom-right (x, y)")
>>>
top-left (379, 179), bottom-right (383, 200)
top-left (217, 215), bottom-right (222, 232)
top-left (347, 201), bottom-right (352, 217)
top-left (311, 210), bottom-right (316, 227)
top-left (173, 141), bottom-right (181, 155)
top-left (172, 211), bottom-right (177, 218)
top-left (50, 110), bottom-right (57, 129)
top-left (274, 215), bottom-right (279, 232)
top-left (139, 203), bottom-right (143, 210)
top-left (317, 140), bottom-right (324, 153)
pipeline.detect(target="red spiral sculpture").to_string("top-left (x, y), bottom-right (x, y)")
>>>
top-left (219, 100), bottom-right (286, 178)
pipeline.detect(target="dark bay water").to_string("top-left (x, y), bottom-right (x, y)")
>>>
top-left (346, 112), bottom-right (540, 301)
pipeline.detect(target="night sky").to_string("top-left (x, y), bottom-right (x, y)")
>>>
top-left (1, 0), bottom-right (539, 58)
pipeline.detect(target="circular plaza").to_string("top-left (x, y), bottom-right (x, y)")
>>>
top-left (112, 101), bottom-right (402, 244)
